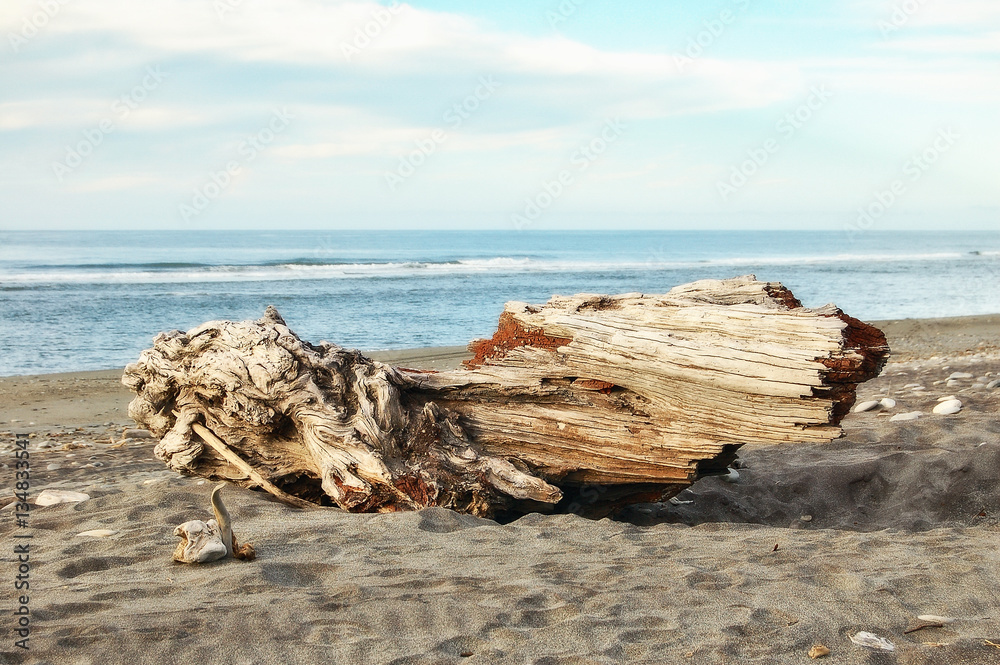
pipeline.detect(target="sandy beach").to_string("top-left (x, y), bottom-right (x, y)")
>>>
top-left (2, 317), bottom-right (999, 664)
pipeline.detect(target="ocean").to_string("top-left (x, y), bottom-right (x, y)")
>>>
top-left (1, 229), bottom-right (998, 376)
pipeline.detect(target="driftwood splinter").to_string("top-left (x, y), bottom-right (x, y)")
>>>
top-left (123, 276), bottom-right (889, 518)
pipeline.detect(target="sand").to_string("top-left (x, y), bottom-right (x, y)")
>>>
top-left (1, 321), bottom-right (999, 664)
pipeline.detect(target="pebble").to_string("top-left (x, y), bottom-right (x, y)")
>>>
top-left (46, 463), bottom-right (61, 471)
top-left (800, 514), bottom-right (813, 522)
top-left (853, 400), bottom-right (880, 413)
top-left (938, 395), bottom-right (957, 401)
top-left (721, 468), bottom-right (739, 483)
top-left (35, 489), bottom-right (90, 506)
top-left (76, 529), bottom-right (115, 538)
top-left (123, 429), bottom-right (153, 439)
top-left (878, 397), bottom-right (896, 409)
top-left (850, 631), bottom-right (895, 652)
top-left (917, 614), bottom-right (954, 624)
top-left (890, 411), bottom-right (923, 422)
top-left (946, 379), bottom-right (960, 387)
top-left (987, 379), bottom-right (1000, 390)
top-left (947, 372), bottom-right (974, 380)
top-left (933, 399), bottom-right (962, 415)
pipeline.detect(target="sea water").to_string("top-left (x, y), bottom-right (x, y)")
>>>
top-left (1, 229), bottom-right (997, 375)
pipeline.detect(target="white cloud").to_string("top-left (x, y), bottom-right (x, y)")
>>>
top-left (66, 174), bottom-right (160, 192)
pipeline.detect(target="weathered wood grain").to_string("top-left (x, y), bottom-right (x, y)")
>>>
top-left (122, 275), bottom-right (888, 518)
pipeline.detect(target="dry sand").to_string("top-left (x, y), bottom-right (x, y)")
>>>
top-left (1, 320), bottom-right (999, 664)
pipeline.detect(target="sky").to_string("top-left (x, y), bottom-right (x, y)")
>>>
top-left (0, 0), bottom-right (997, 230)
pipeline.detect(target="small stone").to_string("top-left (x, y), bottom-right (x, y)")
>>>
top-left (878, 397), bottom-right (896, 409)
top-left (35, 489), bottom-right (90, 506)
top-left (932, 399), bottom-right (962, 415)
top-left (721, 468), bottom-right (739, 483)
top-left (800, 515), bottom-right (813, 522)
top-left (123, 429), bottom-right (153, 439)
top-left (854, 400), bottom-right (880, 413)
top-left (46, 463), bottom-right (61, 471)
top-left (917, 614), bottom-right (954, 624)
top-left (808, 644), bottom-right (831, 659)
top-left (938, 395), bottom-right (957, 401)
top-left (76, 529), bottom-right (115, 538)
top-left (947, 372), bottom-right (973, 380)
top-left (850, 631), bottom-right (894, 651)
top-left (987, 379), bottom-right (1000, 389)
top-left (890, 411), bottom-right (923, 422)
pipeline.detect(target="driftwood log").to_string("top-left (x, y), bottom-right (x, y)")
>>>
top-left (122, 276), bottom-right (889, 518)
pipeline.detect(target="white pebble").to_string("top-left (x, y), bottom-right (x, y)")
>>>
top-left (947, 372), bottom-right (974, 380)
top-left (854, 400), bottom-right (881, 413)
top-left (938, 395), bottom-right (957, 402)
top-left (890, 411), bottom-right (923, 422)
top-left (933, 399), bottom-right (962, 415)
top-left (76, 529), bottom-right (115, 538)
top-left (987, 379), bottom-right (1000, 390)
top-left (902, 383), bottom-right (922, 389)
top-left (35, 489), bottom-right (90, 506)
top-left (917, 614), bottom-right (954, 624)
top-left (879, 398), bottom-right (896, 409)
top-left (850, 631), bottom-right (895, 652)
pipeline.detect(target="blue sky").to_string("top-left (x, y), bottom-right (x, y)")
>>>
top-left (0, 0), bottom-right (997, 229)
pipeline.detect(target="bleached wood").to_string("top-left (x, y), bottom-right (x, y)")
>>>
top-left (123, 276), bottom-right (888, 517)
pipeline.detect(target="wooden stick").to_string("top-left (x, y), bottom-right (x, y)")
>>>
top-left (903, 622), bottom-right (944, 634)
top-left (192, 422), bottom-right (317, 510)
